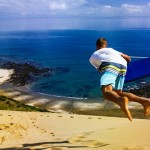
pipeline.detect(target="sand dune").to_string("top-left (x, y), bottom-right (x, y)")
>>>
top-left (0, 68), bottom-right (150, 150)
top-left (0, 110), bottom-right (150, 150)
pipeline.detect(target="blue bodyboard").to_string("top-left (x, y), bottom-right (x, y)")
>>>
top-left (125, 58), bottom-right (150, 82)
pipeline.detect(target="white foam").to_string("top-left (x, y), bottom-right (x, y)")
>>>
top-left (38, 92), bottom-right (87, 100)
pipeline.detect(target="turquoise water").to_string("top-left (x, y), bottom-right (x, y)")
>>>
top-left (0, 29), bottom-right (150, 99)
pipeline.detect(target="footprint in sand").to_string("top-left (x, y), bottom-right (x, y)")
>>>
top-left (68, 133), bottom-right (88, 143)
top-left (107, 128), bottom-right (115, 130)
top-left (83, 131), bottom-right (94, 135)
top-left (68, 137), bottom-right (83, 143)
top-left (41, 128), bottom-right (47, 133)
top-left (51, 147), bottom-right (63, 150)
top-left (119, 146), bottom-right (146, 150)
top-left (58, 115), bottom-right (63, 117)
top-left (83, 140), bottom-right (109, 148)
top-left (68, 133), bottom-right (109, 148)
top-left (0, 123), bottom-right (27, 141)
top-left (88, 117), bottom-right (92, 119)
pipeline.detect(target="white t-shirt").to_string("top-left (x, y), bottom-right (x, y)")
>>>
top-left (89, 48), bottom-right (127, 69)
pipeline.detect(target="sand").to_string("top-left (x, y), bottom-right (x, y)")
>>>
top-left (0, 110), bottom-right (150, 150)
top-left (0, 69), bottom-right (13, 84)
top-left (0, 69), bottom-right (150, 150)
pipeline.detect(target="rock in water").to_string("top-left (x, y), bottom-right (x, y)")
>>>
top-left (0, 61), bottom-right (70, 86)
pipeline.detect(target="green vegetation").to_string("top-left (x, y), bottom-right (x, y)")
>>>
top-left (0, 95), bottom-right (149, 120)
top-left (0, 95), bottom-right (48, 112)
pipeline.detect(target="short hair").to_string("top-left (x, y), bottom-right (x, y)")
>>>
top-left (96, 38), bottom-right (107, 48)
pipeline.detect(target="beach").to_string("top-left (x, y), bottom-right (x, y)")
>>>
top-left (1, 0), bottom-right (150, 149)
top-left (0, 69), bottom-right (13, 84)
top-left (0, 110), bottom-right (150, 150)
top-left (0, 68), bottom-right (149, 119)
top-left (0, 68), bottom-right (150, 150)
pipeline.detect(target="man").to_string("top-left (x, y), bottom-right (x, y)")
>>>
top-left (89, 38), bottom-right (150, 121)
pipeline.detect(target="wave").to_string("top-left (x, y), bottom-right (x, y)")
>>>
top-left (37, 92), bottom-right (87, 100)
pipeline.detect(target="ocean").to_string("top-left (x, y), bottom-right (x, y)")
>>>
top-left (0, 29), bottom-right (150, 100)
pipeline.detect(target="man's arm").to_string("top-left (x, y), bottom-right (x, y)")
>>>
top-left (121, 53), bottom-right (131, 64)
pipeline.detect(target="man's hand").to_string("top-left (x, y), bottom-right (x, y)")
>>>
top-left (121, 53), bottom-right (131, 64)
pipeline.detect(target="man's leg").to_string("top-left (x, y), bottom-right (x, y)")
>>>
top-left (115, 90), bottom-right (150, 116)
top-left (102, 85), bottom-right (132, 121)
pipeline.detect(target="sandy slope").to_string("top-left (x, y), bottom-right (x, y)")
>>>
top-left (0, 69), bottom-right (150, 150)
top-left (0, 110), bottom-right (150, 150)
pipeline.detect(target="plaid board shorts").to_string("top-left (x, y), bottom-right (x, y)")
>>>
top-left (98, 62), bottom-right (127, 90)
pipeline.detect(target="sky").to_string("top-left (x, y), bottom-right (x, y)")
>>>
top-left (0, 0), bottom-right (150, 31)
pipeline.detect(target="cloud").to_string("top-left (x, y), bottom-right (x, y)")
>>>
top-left (103, 5), bottom-right (112, 9)
top-left (121, 4), bottom-right (143, 14)
top-left (49, 1), bottom-right (67, 10)
top-left (0, 0), bottom-right (150, 19)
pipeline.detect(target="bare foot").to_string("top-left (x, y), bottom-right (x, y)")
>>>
top-left (118, 97), bottom-right (133, 121)
top-left (142, 100), bottom-right (150, 116)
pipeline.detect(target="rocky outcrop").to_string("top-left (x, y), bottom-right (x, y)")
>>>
top-left (0, 61), bottom-right (70, 86)
top-left (125, 81), bottom-right (150, 98)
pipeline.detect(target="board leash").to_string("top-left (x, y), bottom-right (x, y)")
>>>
top-left (130, 56), bottom-right (150, 59)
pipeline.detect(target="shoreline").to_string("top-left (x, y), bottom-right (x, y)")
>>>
top-left (0, 68), bottom-right (149, 119)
